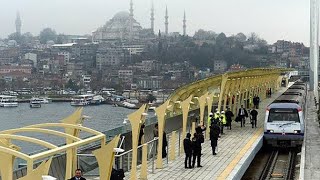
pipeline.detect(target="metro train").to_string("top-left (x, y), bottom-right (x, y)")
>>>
top-left (264, 81), bottom-right (307, 148)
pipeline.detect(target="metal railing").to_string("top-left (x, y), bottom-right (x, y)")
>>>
top-left (77, 129), bottom-right (183, 177)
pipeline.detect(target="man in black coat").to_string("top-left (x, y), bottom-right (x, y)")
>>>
top-left (250, 108), bottom-right (258, 128)
top-left (69, 169), bottom-right (86, 180)
top-left (183, 133), bottom-right (192, 168)
top-left (238, 105), bottom-right (248, 127)
top-left (210, 121), bottom-right (220, 155)
top-left (192, 132), bottom-right (204, 168)
top-left (225, 108), bottom-right (234, 130)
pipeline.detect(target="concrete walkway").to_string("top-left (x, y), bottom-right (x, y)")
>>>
top-left (84, 87), bottom-right (287, 180)
top-left (304, 92), bottom-right (320, 179)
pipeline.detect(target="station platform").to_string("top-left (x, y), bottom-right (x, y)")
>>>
top-left (130, 89), bottom-right (287, 180)
top-left (84, 87), bottom-right (287, 180)
top-left (303, 92), bottom-right (320, 179)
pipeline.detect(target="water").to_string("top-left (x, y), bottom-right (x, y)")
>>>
top-left (0, 102), bottom-right (134, 153)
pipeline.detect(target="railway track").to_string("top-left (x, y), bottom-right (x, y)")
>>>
top-left (259, 150), bottom-right (297, 180)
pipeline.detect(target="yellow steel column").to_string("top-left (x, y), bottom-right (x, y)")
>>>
top-left (223, 80), bottom-right (232, 111)
top-left (18, 158), bottom-right (53, 180)
top-left (180, 96), bottom-right (193, 153)
top-left (232, 78), bottom-right (241, 114)
top-left (60, 108), bottom-right (84, 179)
top-left (0, 153), bottom-right (14, 180)
top-left (128, 104), bottom-right (147, 179)
top-left (198, 92), bottom-right (209, 125)
top-left (217, 74), bottom-right (228, 112)
top-left (206, 93), bottom-right (215, 140)
top-left (180, 95), bottom-right (192, 152)
top-left (92, 135), bottom-right (120, 180)
top-left (227, 79), bottom-right (236, 111)
top-left (156, 100), bottom-right (171, 169)
top-left (140, 144), bottom-right (148, 180)
top-left (191, 122), bottom-right (196, 137)
top-left (169, 131), bottom-right (176, 161)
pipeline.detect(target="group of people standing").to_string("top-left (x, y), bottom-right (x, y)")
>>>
top-left (183, 103), bottom-right (260, 168)
top-left (183, 125), bottom-right (206, 168)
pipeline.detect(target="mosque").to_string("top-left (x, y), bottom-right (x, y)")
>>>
top-left (92, 0), bottom-right (187, 42)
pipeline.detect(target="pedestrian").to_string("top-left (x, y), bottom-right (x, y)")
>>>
top-left (153, 123), bottom-right (159, 138)
top-left (214, 110), bottom-right (221, 126)
top-left (69, 169), bottom-right (86, 180)
top-left (162, 131), bottom-right (168, 158)
top-left (210, 121), bottom-right (220, 155)
top-left (208, 112), bottom-right (213, 126)
top-left (256, 96), bottom-right (260, 109)
top-left (138, 123), bottom-right (145, 146)
top-left (225, 108), bottom-right (234, 130)
top-left (183, 133), bottom-right (192, 169)
top-left (238, 105), bottom-right (248, 127)
top-left (220, 111), bottom-right (227, 134)
top-left (250, 108), bottom-right (258, 128)
top-left (192, 132), bottom-right (204, 168)
top-left (253, 95), bottom-right (258, 109)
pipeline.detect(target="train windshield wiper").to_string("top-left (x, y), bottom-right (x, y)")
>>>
top-left (279, 122), bottom-right (295, 127)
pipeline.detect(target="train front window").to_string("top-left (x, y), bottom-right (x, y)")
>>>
top-left (268, 108), bottom-right (300, 122)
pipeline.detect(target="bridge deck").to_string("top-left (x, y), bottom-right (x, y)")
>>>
top-left (84, 87), bottom-right (287, 180)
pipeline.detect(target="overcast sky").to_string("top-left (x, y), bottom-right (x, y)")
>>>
top-left (0, 0), bottom-right (309, 45)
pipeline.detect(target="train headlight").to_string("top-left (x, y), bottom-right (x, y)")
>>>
top-left (294, 130), bottom-right (298, 134)
top-left (267, 130), bottom-right (274, 133)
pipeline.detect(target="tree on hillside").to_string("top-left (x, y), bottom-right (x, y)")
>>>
top-left (39, 28), bottom-right (57, 44)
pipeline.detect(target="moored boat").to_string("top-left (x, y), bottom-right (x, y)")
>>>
top-left (71, 94), bottom-right (94, 106)
top-left (90, 95), bottom-right (105, 105)
top-left (0, 95), bottom-right (18, 107)
top-left (29, 101), bottom-right (41, 108)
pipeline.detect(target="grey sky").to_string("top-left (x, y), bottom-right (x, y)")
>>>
top-left (1, 0), bottom-right (309, 45)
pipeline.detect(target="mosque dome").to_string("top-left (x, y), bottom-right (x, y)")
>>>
top-left (93, 11), bottom-right (142, 41)
top-left (113, 11), bottom-right (131, 20)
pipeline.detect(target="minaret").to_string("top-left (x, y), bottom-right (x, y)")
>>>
top-left (129, 0), bottom-right (134, 41)
top-left (165, 6), bottom-right (169, 35)
top-left (183, 11), bottom-right (186, 36)
top-left (15, 12), bottom-right (22, 35)
top-left (130, 0), bottom-right (134, 18)
top-left (151, 1), bottom-right (155, 34)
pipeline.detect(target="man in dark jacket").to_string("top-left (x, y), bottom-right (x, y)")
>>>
top-left (192, 132), bottom-right (204, 168)
top-left (250, 108), bottom-right (258, 128)
top-left (162, 132), bottom-right (168, 158)
top-left (183, 133), bottom-right (192, 168)
top-left (238, 105), bottom-right (248, 127)
top-left (210, 121), bottom-right (220, 155)
top-left (69, 169), bottom-right (86, 180)
top-left (225, 108), bottom-right (234, 130)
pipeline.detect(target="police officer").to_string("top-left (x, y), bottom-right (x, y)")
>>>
top-left (214, 110), bottom-right (220, 126)
top-left (220, 111), bottom-right (227, 134)
top-left (208, 112), bottom-right (213, 126)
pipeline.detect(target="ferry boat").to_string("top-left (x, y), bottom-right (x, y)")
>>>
top-left (90, 95), bottom-right (105, 105)
top-left (29, 100), bottom-right (41, 108)
top-left (70, 94), bottom-right (94, 106)
top-left (0, 95), bottom-right (18, 107)
top-left (30, 97), bottom-right (52, 104)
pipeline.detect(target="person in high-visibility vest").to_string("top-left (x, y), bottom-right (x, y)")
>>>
top-left (220, 111), bottom-right (227, 134)
top-left (208, 112), bottom-right (213, 125)
top-left (213, 111), bottom-right (220, 126)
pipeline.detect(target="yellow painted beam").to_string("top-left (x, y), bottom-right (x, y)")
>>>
top-left (0, 134), bottom-right (57, 149)
top-left (30, 134), bottom-right (105, 161)
top-left (169, 131), bottom-right (176, 161)
top-left (0, 128), bottom-right (81, 142)
top-left (26, 123), bottom-right (103, 136)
